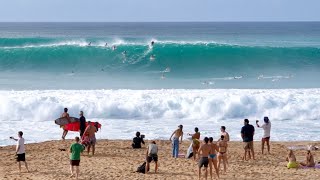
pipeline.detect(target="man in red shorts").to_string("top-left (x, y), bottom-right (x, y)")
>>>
top-left (256, 117), bottom-right (271, 154)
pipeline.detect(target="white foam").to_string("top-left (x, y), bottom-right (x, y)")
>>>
top-left (1, 89), bottom-right (320, 145)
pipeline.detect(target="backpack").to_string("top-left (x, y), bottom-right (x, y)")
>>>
top-left (136, 162), bottom-right (149, 174)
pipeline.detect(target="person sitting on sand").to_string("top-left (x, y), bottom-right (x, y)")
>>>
top-left (70, 136), bottom-right (85, 179)
top-left (198, 137), bottom-right (211, 180)
top-left (169, 125), bottom-right (183, 158)
top-left (61, 108), bottom-right (70, 140)
top-left (300, 150), bottom-right (315, 167)
top-left (209, 137), bottom-right (219, 179)
top-left (10, 131), bottom-right (29, 173)
top-left (217, 135), bottom-right (228, 174)
top-left (188, 127), bottom-right (200, 161)
top-left (83, 121), bottom-right (97, 156)
top-left (145, 141), bottom-right (158, 174)
top-left (132, 131), bottom-right (145, 149)
top-left (241, 119), bottom-right (255, 160)
top-left (286, 150), bottom-right (299, 169)
top-left (256, 116), bottom-right (271, 154)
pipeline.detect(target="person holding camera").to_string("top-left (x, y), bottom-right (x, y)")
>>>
top-left (10, 131), bottom-right (29, 173)
top-left (132, 131), bottom-right (145, 149)
top-left (256, 117), bottom-right (271, 154)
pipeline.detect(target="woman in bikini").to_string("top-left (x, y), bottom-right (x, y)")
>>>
top-left (217, 135), bottom-right (228, 174)
top-left (208, 137), bottom-right (219, 179)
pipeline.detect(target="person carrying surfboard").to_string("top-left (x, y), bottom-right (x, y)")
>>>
top-left (61, 108), bottom-right (70, 140)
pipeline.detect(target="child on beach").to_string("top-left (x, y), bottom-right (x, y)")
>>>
top-left (70, 137), bottom-right (85, 179)
top-left (10, 131), bottom-right (29, 173)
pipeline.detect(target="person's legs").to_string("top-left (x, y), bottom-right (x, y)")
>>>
top-left (261, 139), bottom-right (265, 154)
top-left (75, 166), bottom-right (79, 180)
top-left (198, 167), bottom-right (201, 180)
top-left (62, 130), bottom-right (68, 140)
top-left (212, 158), bottom-right (219, 178)
top-left (209, 159), bottom-right (213, 180)
top-left (87, 145), bottom-right (91, 155)
top-left (18, 161), bottom-right (21, 173)
top-left (24, 161), bottom-right (29, 172)
top-left (155, 161), bottom-right (158, 173)
top-left (173, 139), bottom-right (179, 158)
top-left (193, 146), bottom-right (197, 161)
top-left (266, 139), bottom-right (270, 154)
top-left (217, 155), bottom-right (222, 171)
top-left (250, 142), bottom-right (255, 160)
top-left (70, 165), bottom-right (74, 177)
top-left (222, 155), bottom-right (227, 173)
top-left (204, 167), bottom-right (208, 180)
top-left (92, 145), bottom-right (95, 156)
top-left (146, 161), bottom-right (150, 174)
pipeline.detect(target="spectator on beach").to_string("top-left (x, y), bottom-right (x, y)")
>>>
top-left (256, 116), bottom-right (271, 154)
top-left (132, 131), bottom-right (145, 149)
top-left (10, 131), bottom-right (29, 173)
top-left (286, 150), bottom-right (299, 169)
top-left (169, 125), bottom-right (183, 158)
top-left (187, 127), bottom-right (200, 160)
top-left (241, 119), bottom-right (255, 160)
top-left (198, 137), bottom-right (211, 180)
top-left (79, 111), bottom-right (86, 138)
top-left (220, 126), bottom-right (230, 141)
top-left (61, 108), bottom-right (70, 140)
top-left (209, 137), bottom-right (219, 179)
top-left (145, 141), bottom-right (158, 174)
top-left (83, 121), bottom-right (97, 156)
top-left (217, 135), bottom-right (228, 174)
top-left (300, 150), bottom-right (315, 167)
top-left (70, 137), bottom-right (84, 179)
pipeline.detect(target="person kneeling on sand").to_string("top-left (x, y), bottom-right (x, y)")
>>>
top-left (145, 141), bottom-right (158, 174)
top-left (286, 150), bottom-right (299, 169)
top-left (132, 131), bottom-right (145, 149)
top-left (10, 131), bottom-right (29, 173)
top-left (70, 137), bottom-right (84, 179)
top-left (300, 150), bottom-right (315, 167)
top-left (198, 137), bottom-right (211, 180)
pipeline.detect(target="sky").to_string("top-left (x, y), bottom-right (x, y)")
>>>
top-left (0, 0), bottom-right (319, 22)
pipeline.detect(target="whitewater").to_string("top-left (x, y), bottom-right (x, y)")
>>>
top-left (0, 22), bottom-right (320, 145)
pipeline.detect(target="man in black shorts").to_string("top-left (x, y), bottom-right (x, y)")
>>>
top-left (10, 131), bottom-right (29, 173)
top-left (198, 137), bottom-right (211, 180)
top-left (145, 141), bottom-right (158, 174)
top-left (70, 137), bottom-right (84, 179)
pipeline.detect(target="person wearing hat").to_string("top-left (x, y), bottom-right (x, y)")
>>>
top-left (169, 125), bottom-right (184, 158)
top-left (256, 117), bottom-right (271, 154)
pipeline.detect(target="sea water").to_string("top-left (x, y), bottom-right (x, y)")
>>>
top-left (0, 22), bottom-right (320, 145)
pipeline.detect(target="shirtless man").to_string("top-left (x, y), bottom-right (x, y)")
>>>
top-left (220, 126), bottom-right (230, 141)
top-left (169, 125), bottom-right (183, 158)
top-left (198, 137), bottom-right (211, 180)
top-left (188, 127), bottom-right (200, 160)
top-left (217, 135), bottom-right (228, 174)
top-left (208, 137), bottom-right (219, 179)
top-left (61, 108), bottom-right (70, 140)
top-left (83, 121), bottom-right (97, 156)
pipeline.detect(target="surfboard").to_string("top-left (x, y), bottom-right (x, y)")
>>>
top-left (54, 117), bottom-right (79, 126)
top-left (186, 142), bottom-right (193, 159)
top-left (64, 121), bottom-right (102, 132)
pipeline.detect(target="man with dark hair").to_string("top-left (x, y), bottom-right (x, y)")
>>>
top-left (241, 119), bottom-right (255, 160)
top-left (79, 111), bottom-right (86, 138)
top-left (70, 136), bottom-right (84, 179)
top-left (188, 127), bottom-right (200, 160)
top-left (10, 131), bottom-right (29, 173)
top-left (256, 116), bottom-right (271, 154)
top-left (198, 137), bottom-right (211, 180)
top-left (132, 131), bottom-right (145, 148)
top-left (220, 126), bottom-right (230, 141)
top-left (83, 121), bottom-right (97, 156)
top-left (61, 108), bottom-right (70, 140)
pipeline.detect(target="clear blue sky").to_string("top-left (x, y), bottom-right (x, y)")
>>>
top-left (0, 0), bottom-right (319, 22)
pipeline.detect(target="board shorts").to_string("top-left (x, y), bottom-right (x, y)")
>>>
top-left (147, 154), bottom-right (158, 162)
top-left (262, 136), bottom-right (270, 142)
top-left (70, 160), bottom-right (80, 166)
top-left (199, 157), bottom-right (209, 168)
top-left (208, 154), bottom-right (216, 159)
top-left (89, 136), bottom-right (96, 145)
top-left (16, 153), bottom-right (25, 162)
top-left (287, 162), bottom-right (298, 169)
top-left (243, 141), bottom-right (254, 150)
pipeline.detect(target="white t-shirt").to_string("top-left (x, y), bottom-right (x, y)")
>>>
top-left (17, 137), bottom-right (25, 154)
top-left (148, 144), bottom-right (158, 155)
top-left (261, 122), bottom-right (271, 138)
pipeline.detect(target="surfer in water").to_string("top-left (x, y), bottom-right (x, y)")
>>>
top-left (151, 41), bottom-right (155, 46)
top-left (88, 42), bottom-right (91, 46)
top-left (105, 43), bottom-right (108, 47)
top-left (150, 55), bottom-right (155, 61)
top-left (61, 108), bottom-right (70, 140)
top-left (112, 45), bottom-right (116, 50)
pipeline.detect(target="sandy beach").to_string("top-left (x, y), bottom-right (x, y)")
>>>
top-left (0, 139), bottom-right (319, 180)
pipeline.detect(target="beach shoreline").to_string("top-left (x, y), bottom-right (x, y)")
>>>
top-left (1, 139), bottom-right (319, 180)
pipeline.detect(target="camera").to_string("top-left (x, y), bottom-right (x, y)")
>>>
top-left (141, 135), bottom-right (145, 139)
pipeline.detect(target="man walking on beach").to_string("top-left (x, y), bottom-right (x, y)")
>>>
top-left (10, 131), bottom-right (29, 173)
top-left (61, 108), bottom-right (70, 140)
top-left (83, 121), bottom-right (97, 156)
top-left (256, 116), bottom-right (271, 154)
top-left (70, 137), bottom-right (84, 179)
top-left (241, 119), bottom-right (255, 160)
top-left (169, 125), bottom-right (183, 158)
top-left (198, 137), bottom-right (211, 180)
top-left (79, 111), bottom-right (86, 138)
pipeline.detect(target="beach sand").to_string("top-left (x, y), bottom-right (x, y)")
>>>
top-left (0, 140), bottom-right (320, 180)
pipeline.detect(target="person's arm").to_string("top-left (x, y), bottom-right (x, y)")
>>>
top-left (82, 126), bottom-right (90, 137)
top-left (141, 137), bottom-right (145, 145)
top-left (198, 145), bottom-right (202, 156)
top-left (70, 145), bottom-right (72, 153)
top-left (256, 120), bottom-right (260, 127)
top-left (180, 132), bottom-right (183, 143)
top-left (145, 146), bottom-right (149, 158)
top-left (10, 137), bottom-right (18, 141)
top-left (169, 130), bottom-right (176, 141)
top-left (16, 145), bottom-right (20, 154)
top-left (214, 144), bottom-right (219, 152)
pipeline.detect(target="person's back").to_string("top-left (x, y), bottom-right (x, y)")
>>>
top-left (148, 143), bottom-right (158, 155)
top-left (132, 132), bottom-right (145, 148)
top-left (242, 124), bottom-right (255, 142)
top-left (70, 143), bottom-right (84, 160)
top-left (86, 125), bottom-right (97, 138)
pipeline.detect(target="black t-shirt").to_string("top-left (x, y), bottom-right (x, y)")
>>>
top-left (132, 137), bottom-right (145, 148)
top-left (79, 116), bottom-right (86, 131)
top-left (241, 124), bottom-right (255, 142)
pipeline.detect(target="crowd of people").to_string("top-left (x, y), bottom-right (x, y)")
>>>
top-left (9, 112), bottom-right (320, 179)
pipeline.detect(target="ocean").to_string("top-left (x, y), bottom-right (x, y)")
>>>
top-left (0, 22), bottom-right (320, 145)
